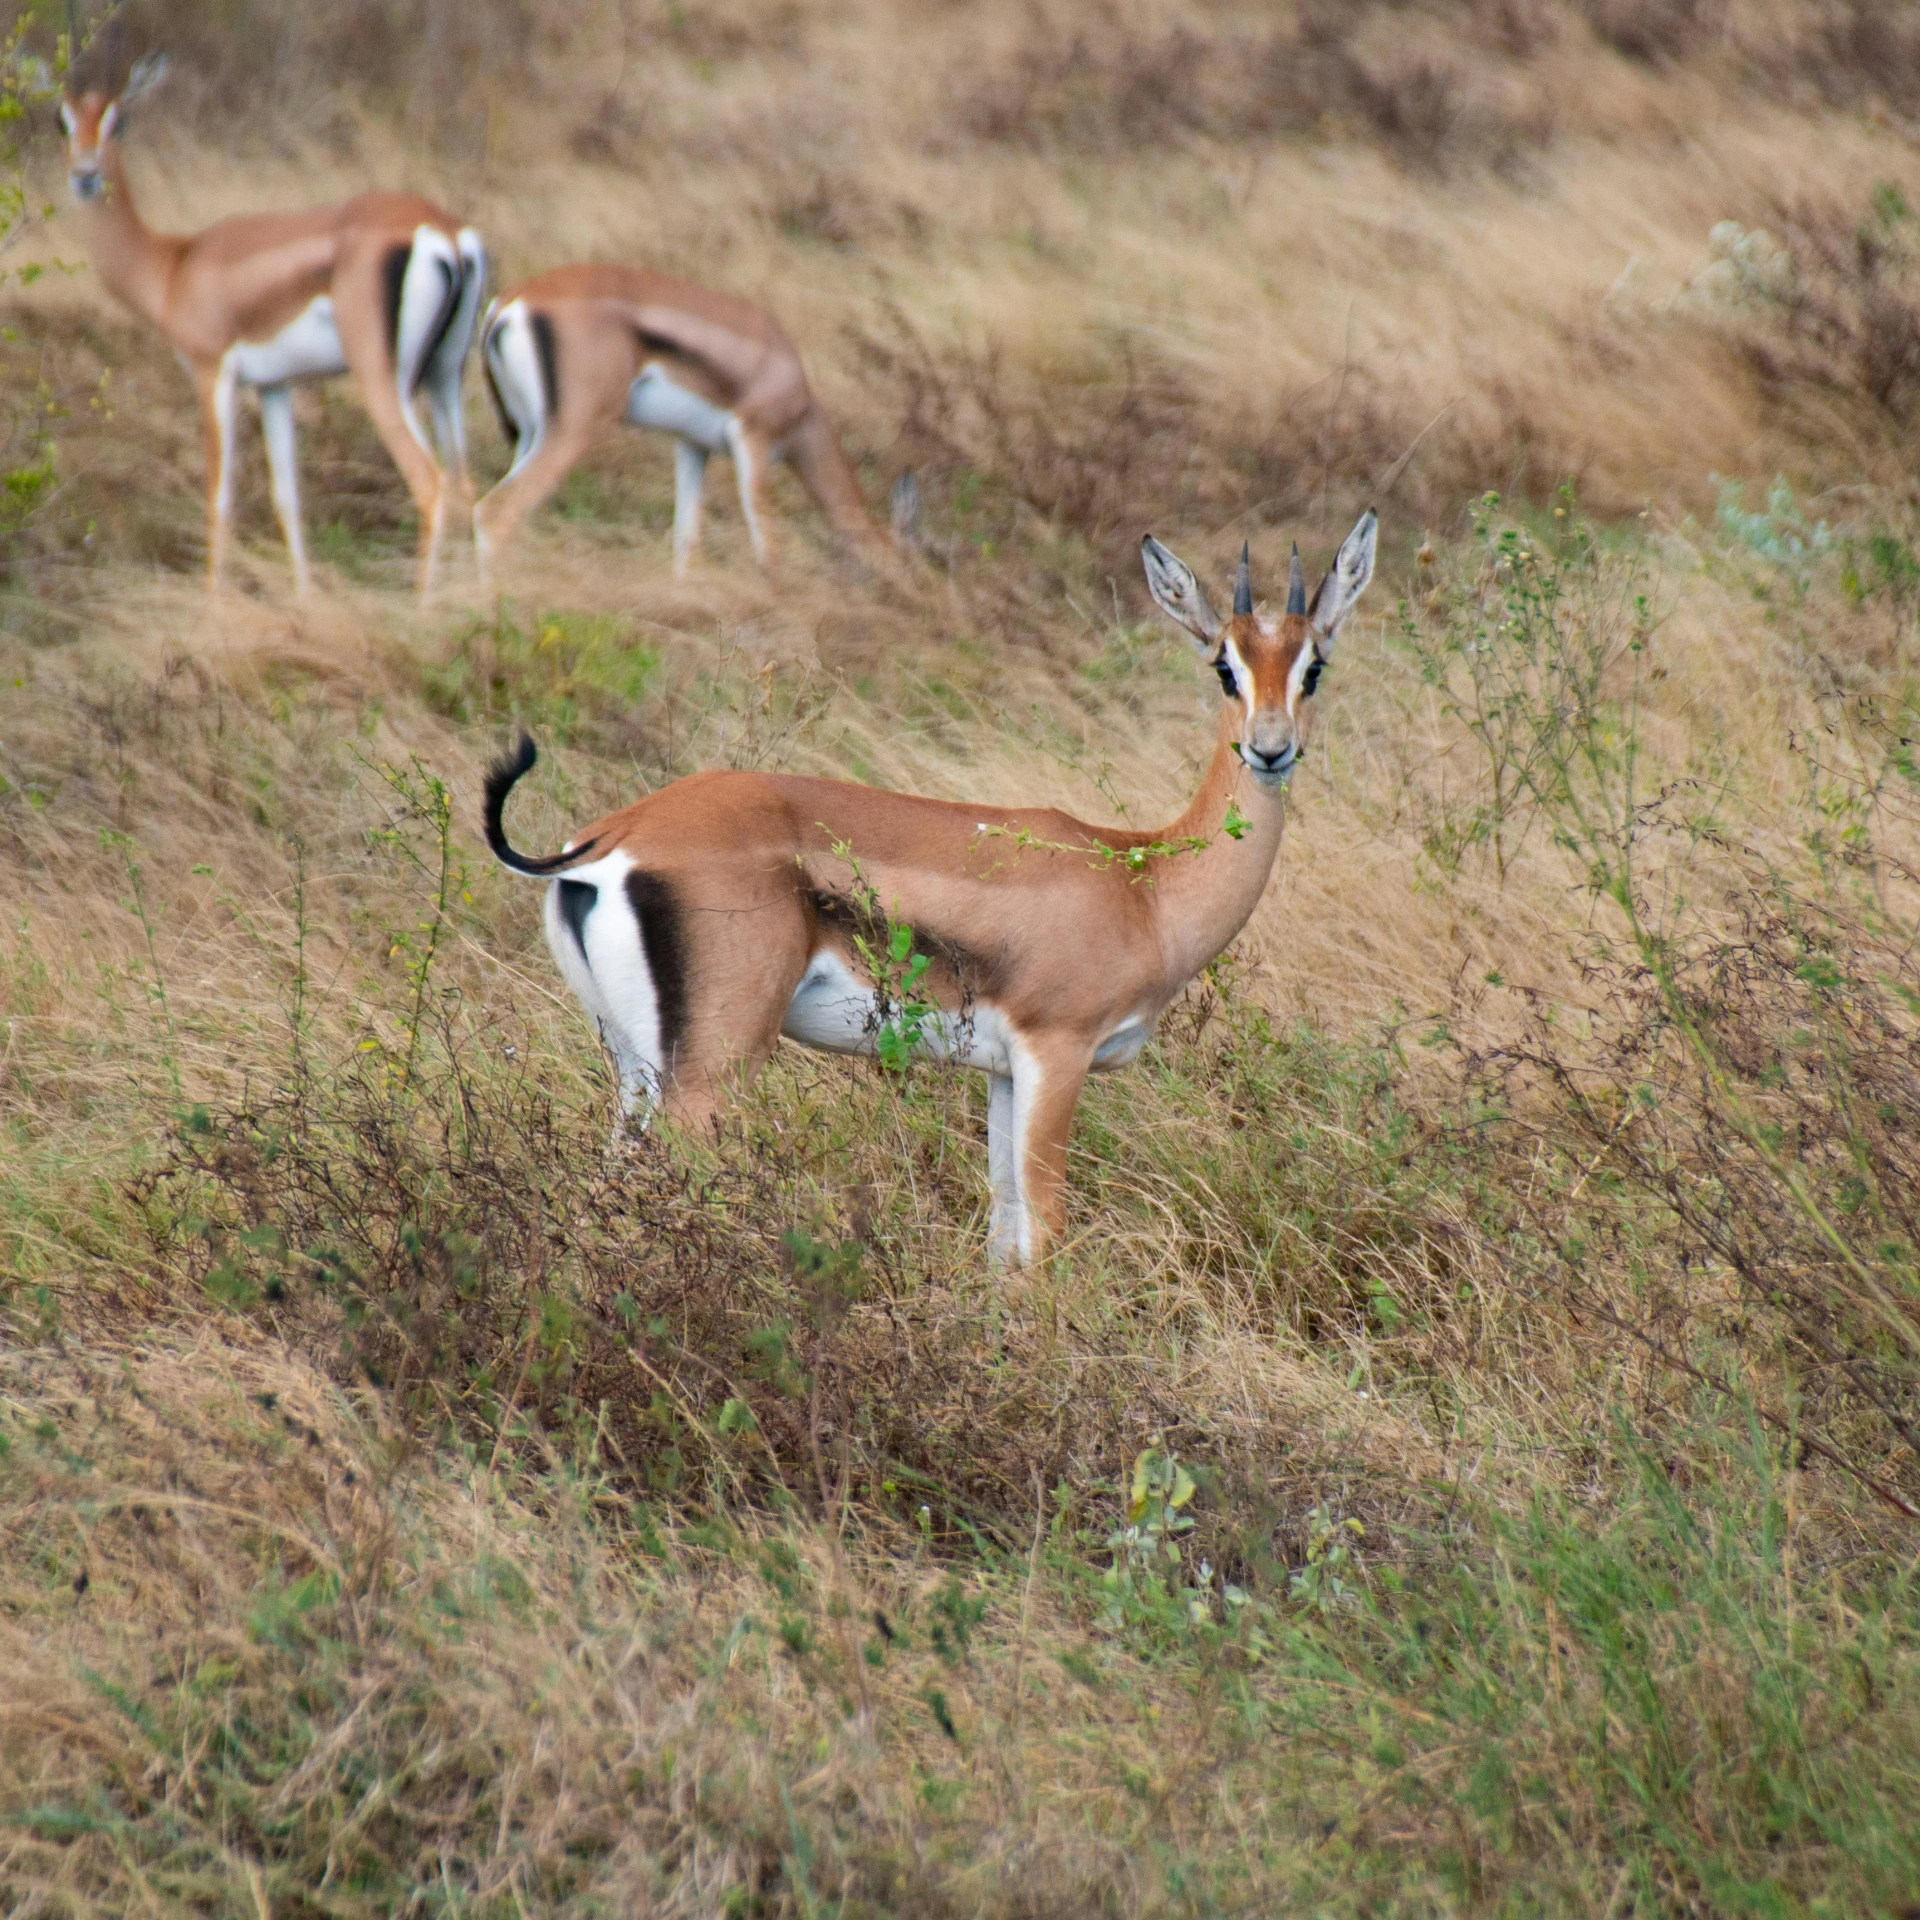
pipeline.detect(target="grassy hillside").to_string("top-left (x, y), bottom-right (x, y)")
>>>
top-left (4, 3), bottom-right (1920, 1913)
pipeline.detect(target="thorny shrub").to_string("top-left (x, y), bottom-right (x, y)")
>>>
top-left (133, 973), bottom-right (1464, 1559)
top-left (1406, 493), bottom-right (1920, 1518)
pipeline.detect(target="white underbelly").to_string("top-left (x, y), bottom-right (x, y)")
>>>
top-left (231, 296), bottom-right (348, 386)
top-left (1090, 1016), bottom-right (1151, 1071)
top-left (780, 950), bottom-right (1013, 1074)
top-left (627, 364), bottom-right (735, 451)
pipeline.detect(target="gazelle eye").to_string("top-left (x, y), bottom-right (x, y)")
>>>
top-left (1300, 657), bottom-right (1323, 699)
top-left (1213, 654), bottom-right (1239, 699)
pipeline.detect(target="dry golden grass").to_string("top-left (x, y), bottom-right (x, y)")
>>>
top-left (4, 2), bottom-right (1920, 1912)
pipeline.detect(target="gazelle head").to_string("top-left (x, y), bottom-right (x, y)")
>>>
top-left (1140, 508), bottom-right (1377, 788)
top-left (59, 54), bottom-right (167, 202)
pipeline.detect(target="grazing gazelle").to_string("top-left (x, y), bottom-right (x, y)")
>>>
top-left (60, 57), bottom-right (486, 599)
top-left (472, 263), bottom-right (902, 580)
top-left (484, 511), bottom-right (1377, 1262)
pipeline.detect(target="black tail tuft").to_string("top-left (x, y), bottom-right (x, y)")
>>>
top-left (483, 733), bottom-right (600, 876)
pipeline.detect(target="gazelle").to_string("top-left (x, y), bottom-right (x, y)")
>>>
top-left (472, 263), bottom-right (902, 581)
top-left (59, 57), bottom-right (486, 600)
top-left (484, 511), bottom-right (1377, 1262)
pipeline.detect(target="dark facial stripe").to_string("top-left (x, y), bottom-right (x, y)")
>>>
top-left (635, 326), bottom-right (680, 357)
top-left (530, 310), bottom-right (559, 422)
top-left (626, 871), bottom-right (688, 1074)
top-left (381, 243), bottom-right (411, 363)
top-left (557, 879), bottom-right (597, 966)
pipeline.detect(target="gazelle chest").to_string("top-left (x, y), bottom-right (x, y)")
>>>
top-left (229, 296), bottom-right (348, 387)
top-left (626, 363), bottom-right (735, 452)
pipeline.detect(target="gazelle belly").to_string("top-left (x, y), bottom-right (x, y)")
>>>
top-left (627, 365), bottom-right (735, 452)
top-left (231, 296), bottom-right (348, 386)
top-left (780, 949), bottom-right (1013, 1074)
top-left (1089, 1015), bottom-right (1151, 1070)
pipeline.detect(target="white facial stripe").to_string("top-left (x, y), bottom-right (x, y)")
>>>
top-left (1222, 633), bottom-right (1254, 716)
top-left (98, 102), bottom-right (118, 142)
top-left (59, 101), bottom-right (75, 136)
top-left (1286, 640), bottom-right (1319, 715)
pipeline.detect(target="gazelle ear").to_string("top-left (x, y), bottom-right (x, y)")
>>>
top-left (1140, 534), bottom-right (1223, 651)
top-left (117, 51), bottom-right (168, 122)
top-left (1307, 508), bottom-right (1378, 652)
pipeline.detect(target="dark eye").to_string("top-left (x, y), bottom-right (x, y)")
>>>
top-left (1214, 655), bottom-right (1239, 699)
top-left (1300, 657), bottom-right (1323, 699)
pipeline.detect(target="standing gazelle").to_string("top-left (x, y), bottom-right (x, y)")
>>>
top-left (60, 58), bottom-right (486, 600)
top-left (485, 511), bottom-right (1377, 1263)
top-left (472, 263), bottom-right (900, 581)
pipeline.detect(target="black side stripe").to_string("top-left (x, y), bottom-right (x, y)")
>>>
top-left (482, 343), bottom-right (516, 448)
top-left (530, 310), bottom-right (559, 423)
top-left (381, 243), bottom-right (411, 363)
top-left (626, 871), bottom-right (688, 1074)
top-left (557, 880), bottom-right (597, 965)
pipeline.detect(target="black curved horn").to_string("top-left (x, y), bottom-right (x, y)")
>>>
top-left (1233, 542), bottom-right (1252, 617)
top-left (1287, 542), bottom-right (1306, 616)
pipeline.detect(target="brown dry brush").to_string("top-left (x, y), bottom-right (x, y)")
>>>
top-left (1741, 189), bottom-right (1920, 445)
top-left (133, 1009), bottom-right (1243, 1547)
top-left (1462, 834), bottom-right (1920, 1519)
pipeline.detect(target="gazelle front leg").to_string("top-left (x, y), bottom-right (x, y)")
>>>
top-left (197, 357), bottom-right (240, 592)
top-left (672, 439), bottom-right (709, 577)
top-left (985, 1043), bottom-right (1091, 1265)
top-left (726, 417), bottom-right (774, 568)
top-left (258, 383), bottom-right (311, 601)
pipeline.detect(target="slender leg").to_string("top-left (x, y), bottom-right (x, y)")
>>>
top-left (332, 243), bottom-right (455, 603)
top-left (257, 383), bottom-right (311, 601)
top-left (197, 357), bottom-right (240, 592)
top-left (672, 438), bottom-right (709, 577)
top-left (1003, 1044), bottom-right (1089, 1264)
top-left (471, 410), bottom-right (600, 588)
top-left (986, 1071), bottom-right (1019, 1263)
top-left (727, 417), bottom-right (774, 568)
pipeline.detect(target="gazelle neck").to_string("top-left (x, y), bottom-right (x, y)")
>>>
top-left (71, 144), bottom-right (177, 326)
top-left (1148, 701), bottom-right (1291, 990)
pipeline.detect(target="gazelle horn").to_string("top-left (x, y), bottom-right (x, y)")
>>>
top-left (1287, 543), bottom-right (1306, 616)
top-left (1233, 542), bottom-right (1252, 617)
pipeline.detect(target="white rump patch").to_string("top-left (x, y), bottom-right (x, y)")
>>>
top-left (485, 299), bottom-right (547, 478)
top-left (539, 851), bottom-right (667, 1117)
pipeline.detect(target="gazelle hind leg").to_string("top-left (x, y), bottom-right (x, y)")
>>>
top-left (197, 358), bottom-right (240, 592)
top-left (543, 878), bottom-right (665, 1145)
top-left (672, 439), bottom-right (709, 577)
top-left (333, 232), bottom-right (457, 600)
top-left (258, 383), bottom-right (310, 601)
top-left (726, 418), bottom-right (774, 567)
top-left (422, 229), bottom-right (487, 509)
